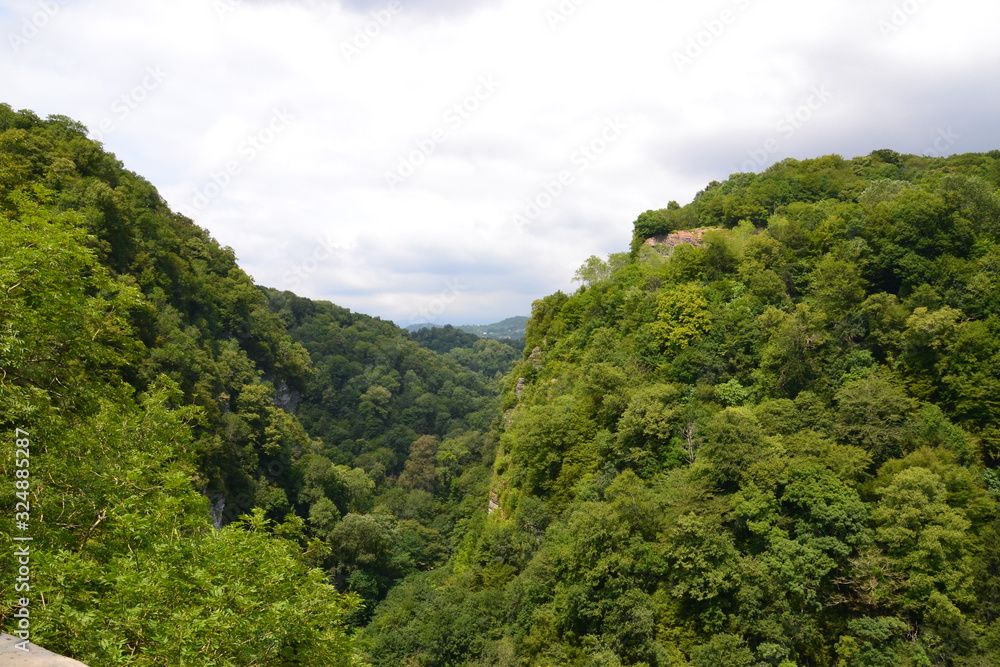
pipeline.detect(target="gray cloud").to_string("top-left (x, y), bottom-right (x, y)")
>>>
top-left (330, 0), bottom-right (495, 20)
top-left (3, 0), bottom-right (999, 325)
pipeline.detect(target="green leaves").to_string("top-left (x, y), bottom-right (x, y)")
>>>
top-left (781, 463), bottom-right (870, 555)
top-left (834, 616), bottom-right (908, 667)
top-left (873, 466), bottom-right (976, 612)
top-left (503, 395), bottom-right (591, 497)
top-left (0, 196), bottom-right (144, 417)
top-left (0, 114), bottom-right (370, 664)
top-left (697, 407), bottom-right (776, 490)
top-left (666, 511), bottom-right (741, 604)
top-left (652, 283), bottom-right (711, 353)
top-left (834, 374), bottom-right (916, 465)
top-left (37, 514), bottom-right (360, 666)
top-left (363, 150), bottom-right (1000, 665)
top-left (9, 108), bottom-right (1000, 666)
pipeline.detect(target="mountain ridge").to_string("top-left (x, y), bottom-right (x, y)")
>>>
top-left (364, 149), bottom-right (1000, 666)
top-left (5, 101), bottom-right (1000, 665)
top-left (406, 315), bottom-right (528, 340)
top-left (0, 103), bottom-right (506, 664)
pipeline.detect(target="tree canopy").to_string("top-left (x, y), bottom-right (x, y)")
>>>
top-left (364, 149), bottom-right (1000, 666)
top-left (4, 103), bottom-right (1000, 666)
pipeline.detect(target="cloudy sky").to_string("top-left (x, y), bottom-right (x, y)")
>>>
top-left (3, 0), bottom-right (1000, 325)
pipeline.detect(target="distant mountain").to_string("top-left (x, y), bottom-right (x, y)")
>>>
top-left (407, 316), bottom-right (528, 340)
top-left (405, 322), bottom-right (439, 332)
top-left (458, 316), bottom-right (528, 339)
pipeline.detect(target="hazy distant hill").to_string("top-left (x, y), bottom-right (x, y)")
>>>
top-left (407, 316), bottom-right (528, 340)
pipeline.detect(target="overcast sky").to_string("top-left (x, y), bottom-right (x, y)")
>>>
top-left (3, 0), bottom-right (1000, 325)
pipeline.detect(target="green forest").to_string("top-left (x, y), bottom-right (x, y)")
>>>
top-left (3, 104), bottom-right (1000, 666)
top-left (0, 104), bottom-right (514, 664)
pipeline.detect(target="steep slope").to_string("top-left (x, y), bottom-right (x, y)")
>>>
top-left (364, 151), bottom-right (1000, 666)
top-left (264, 289), bottom-right (505, 616)
top-left (0, 104), bottom-right (503, 663)
top-left (0, 105), bottom-right (359, 664)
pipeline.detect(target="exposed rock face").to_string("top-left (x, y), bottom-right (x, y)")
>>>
top-left (644, 227), bottom-right (721, 249)
top-left (273, 380), bottom-right (301, 414)
top-left (0, 635), bottom-right (90, 666)
top-left (209, 492), bottom-right (226, 529)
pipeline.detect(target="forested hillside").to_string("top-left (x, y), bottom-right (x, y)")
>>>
top-left (409, 323), bottom-right (521, 376)
top-left (0, 104), bottom-right (505, 664)
top-left (364, 151), bottom-right (1000, 666)
top-left (407, 317), bottom-right (529, 343)
top-left (456, 317), bottom-right (529, 342)
top-left (263, 289), bottom-right (510, 617)
top-left (5, 101), bottom-right (1000, 666)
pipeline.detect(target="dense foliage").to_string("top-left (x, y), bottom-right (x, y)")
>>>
top-left (364, 151), bottom-right (1000, 666)
top-left (264, 290), bottom-right (512, 617)
top-left (0, 104), bottom-right (505, 663)
top-left (0, 108), bottom-right (359, 662)
top-left (5, 101), bottom-right (1000, 666)
top-left (411, 324), bottom-right (522, 377)
top-left (412, 323), bottom-right (485, 353)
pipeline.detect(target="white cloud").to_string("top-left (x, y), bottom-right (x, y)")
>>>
top-left (2, 0), bottom-right (999, 325)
